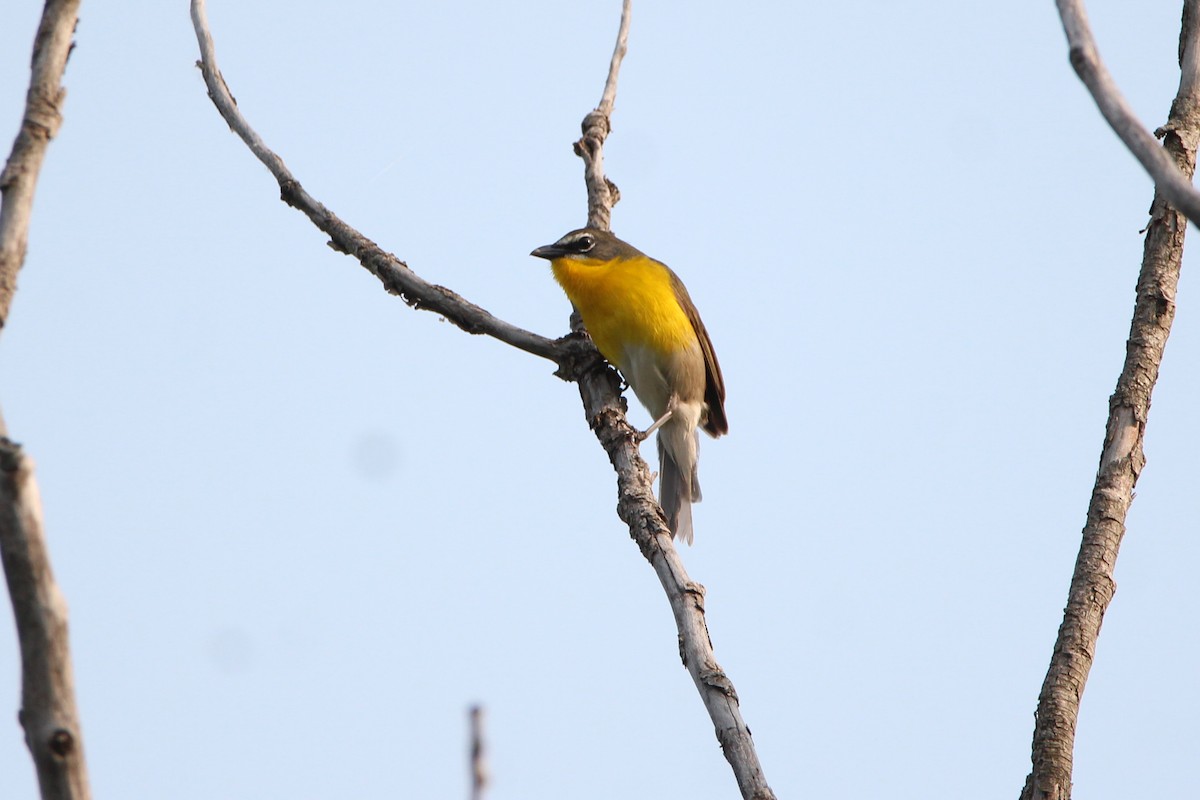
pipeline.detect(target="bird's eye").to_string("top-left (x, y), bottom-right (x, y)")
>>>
top-left (576, 234), bottom-right (596, 252)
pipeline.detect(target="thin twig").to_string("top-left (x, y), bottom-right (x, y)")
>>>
top-left (567, 5), bottom-right (776, 799)
top-left (1056, 0), bottom-right (1200, 223)
top-left (573, 0), bottom-right (631, 232)
top-left (468, 705), bottom-right (487, 800)
top-left (0, 2), bottom-right (91, 799)
top-left (1021, 4), bottom-right (1200, 799)
top-left (188, 0), bottom-right (559, 363)
top-left (597, 0), bottom-right (631, 119)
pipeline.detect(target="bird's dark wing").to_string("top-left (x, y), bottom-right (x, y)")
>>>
top-left (668, 268), bottom-right (728, 437)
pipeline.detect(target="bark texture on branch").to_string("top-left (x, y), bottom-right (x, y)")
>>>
top-left (575, 365), bottom-right (776, 800)
top-left (1055, 0), bottom-right (1200, 223)
top-left (0, 0), bottom-right (79, 335)
top-left (0, 440), bottom-right (90, 800)
top-left (1022, 4), bottom-right (1200, 799)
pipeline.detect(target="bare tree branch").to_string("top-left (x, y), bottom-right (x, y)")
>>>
top-left (188, 0), bottom-right (559, 363)
top-left (573, 0), bottom-right (630, 232)
top-left (468, 705), bottom-right (487, 800)
top-left (576, 375), bottom-right (777, 800)
top-left (189, 1), bottom-right (773, 796)
top-left (565, 6), bottom-right (775, 799)
top-left (0, 3), bottom-right (92, 799)
top-left (1021, 4), bottom-right (1200, 799)
top-left (0, 0), bottom-right (79, 336)
top-left (0, 438), bottom-right (90, 800)
top-left (1056, 0), bottom-right (1200, 223)
top-left (597, 0), bottom-right (631, 120)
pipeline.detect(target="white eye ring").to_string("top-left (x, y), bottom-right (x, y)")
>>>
top-left (576, 235), bottom-right (595, 252)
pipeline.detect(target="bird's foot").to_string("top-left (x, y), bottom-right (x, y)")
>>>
top-left (636, 398), bottom-right (678, 442)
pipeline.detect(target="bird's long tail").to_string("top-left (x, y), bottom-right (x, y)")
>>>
top-left (657, 425), bottom-right (701, 545)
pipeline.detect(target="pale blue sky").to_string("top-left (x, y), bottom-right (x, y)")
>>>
top-left (2, 2), bottom-right (1198, 798)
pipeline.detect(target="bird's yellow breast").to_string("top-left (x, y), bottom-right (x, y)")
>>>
top-left (551, 255), bottom-right (696, 371)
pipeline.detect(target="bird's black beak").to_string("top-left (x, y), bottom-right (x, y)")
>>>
top-left (530, 243), bottom-right (565, 260)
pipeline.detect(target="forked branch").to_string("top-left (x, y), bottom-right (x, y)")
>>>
top-left (1056, 0), bottom-right (1200, 222)
top-left (189, 1), bottom-right (774, 796)
top-left (1022, 3), bottom-right (1200, 799)
top-left (566, 4), bottom-right (775, 798)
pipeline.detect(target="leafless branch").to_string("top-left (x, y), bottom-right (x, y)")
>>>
top-left (597, 0), bottom-right (631, 119)
top-left (1056, 0), bottom-right (1200, 222)
top-left (1021, 4), bottom-right (1200, 799)
top-left (566, 5), bottom-right (775, 799)
top-left (576, 376), bottom-right (776, 800)
top-left (0, 439), bottom-right (90, 800)
top-left (0, 0), bottom-right (79, 335)
top-left (572, 0), bottom-right (630, 232)
top-left (189, 1), bottom-right (773, 796)
top-left (468, 705), bottom-right (487, 800)
top-left (188, 0), bottom-right (559, 363)
top-left (0, 3), bottom-right (92, 799)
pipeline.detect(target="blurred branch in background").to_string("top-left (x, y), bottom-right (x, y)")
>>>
top-left (1023, 3), bottom-right (1200, 799)
top-left (0, 1), bottom-right (91, 799)
top-left (468, 705), bottom-right (487, 800)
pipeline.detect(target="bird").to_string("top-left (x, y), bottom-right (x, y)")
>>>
top-left (531, 227), bottom-right (727, 544)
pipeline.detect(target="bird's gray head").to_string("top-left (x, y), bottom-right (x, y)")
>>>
top-left (530, 228), bottom-right (639, 262)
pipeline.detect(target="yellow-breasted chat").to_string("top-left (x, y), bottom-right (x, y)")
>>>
top-left (531, 228), bottom-right (727, 544)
